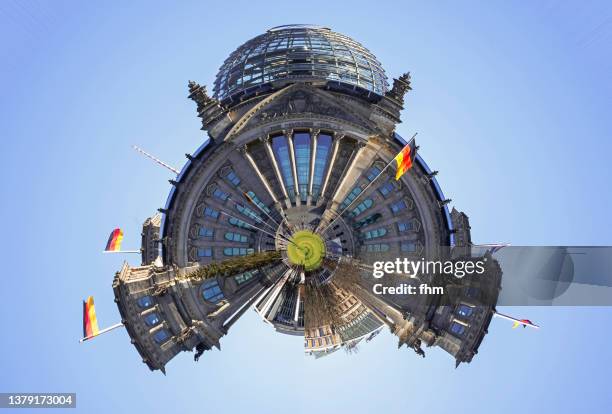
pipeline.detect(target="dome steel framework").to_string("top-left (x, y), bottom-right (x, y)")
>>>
top-left (213, 24), bottom-right (388, 102)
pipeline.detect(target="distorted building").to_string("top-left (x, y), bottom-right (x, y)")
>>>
top-left (304, 283), bottom-right (384, 358)
top-left (113, 252), bottom-right (284, 372)
top-left (114, 24), bottom-right (500, 372)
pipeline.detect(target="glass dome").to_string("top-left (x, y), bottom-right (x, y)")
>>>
top-left (213, 25), bottom-right (389, 101)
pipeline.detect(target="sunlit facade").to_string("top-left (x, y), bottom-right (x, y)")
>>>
top-left (113, 25), bottom-right (501, 373)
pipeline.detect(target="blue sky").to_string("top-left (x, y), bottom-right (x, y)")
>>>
top-left (1, 1), bottom-right (611, 413)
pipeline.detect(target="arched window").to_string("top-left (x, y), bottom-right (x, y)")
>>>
top-left (362, 227), bottom-right (387, 239)
top-left (201, 279), bottom-right (224, 303)
top-left (228, 216), bottom-right (251, 229)
top-left (144, 313), bottom-right (160, 327)
top-left (224, 232), bottom-right (248, 243)
top-left (246, 191), bottom-right (271, 213)
top-left (236, 204), bottom-right (262, 223)
top-left (351, 198), bottom-right (373, 216)
top-left (223, 247), bottom-right (254, 256)
top-left (137, 296), bottom-right (153, 309)
top-left (400, 242), bottom-right (416, 252)
top-left (365, 243), bottom-right (389, 252)
top-left (353, 213), bottom-right (382, 230)
top-left (340, 187), bottom-right (362, 210)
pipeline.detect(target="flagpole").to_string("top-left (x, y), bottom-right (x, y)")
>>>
top-left (318, 133), bottom-right (417, 235)
top-left (227, 198), bottom-right (280, 235)
top-left (245, 197), bottom-right (295, 242)
top-left (242, 192), bottom-right (282, 227)
top-left (132, 145), bottom-right (180, 175)
top-left (79, 322), bottom-right (124, 343)
top-left (494, 312), bottom-right (540, 329)
top-left (224, 196), bottom-right (298, 247)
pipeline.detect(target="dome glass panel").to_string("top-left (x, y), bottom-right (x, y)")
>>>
top-left (213, 25), bottom-right (388, 101)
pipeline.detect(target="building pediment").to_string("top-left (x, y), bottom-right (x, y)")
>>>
top-left (225, 84), bottom-right (379, 140)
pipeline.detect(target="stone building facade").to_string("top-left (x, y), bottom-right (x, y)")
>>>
top-left (114, 25), bottom-right (500, 372)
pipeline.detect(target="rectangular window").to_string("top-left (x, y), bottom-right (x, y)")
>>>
top-left (397, 221), bottom-right (414, 232)
top-left (213, 188), bottom-right (229, 201)
top-left (137, 296), bottom-right (153, 309)
top-left (198, 227), bottom-right (214, 238)
top-left (390, 200), bottom-right (407, 214)
top-left (365, 244), bottom-right (389, 252)
top-left (204, 207), bottom-right (220, 219)
top-left (457, 304), bottom-right (473, 317)
top-left (294, 132), bottom-right (311, 202)
top-left (144, 313), bottom-right (160, 327)
top-left (225, 170), bottom-right (241, 186)
top-left (272, 135), bottom-right (296, 202)
top-left (153, 329), bottom-right (170, 344)
top-left (225, 232), bottom-right (248, 243)
top-left (197, 248), bottom-right (212, 257)
top-left (366, 166), bottom-right (381, 182)
top-left (234, 270), bottom-right (256, 285)
top-left (450, 321), bottom-right (467, 337)
top-left (223, 247), bottom-right (254, 256)
top-left (312, 134), bottom-right (332, 200)
top-left (379, 181), bottom-right (395, 198)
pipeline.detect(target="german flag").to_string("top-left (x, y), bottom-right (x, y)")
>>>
top-left (394, 140), bottom-right (416, 180)
top-left (82, 296), bottom-right (100, 339)
top-left (105, 228), bottom-right (124, 252)
top-left (512, 319), bottom-right (536, 329)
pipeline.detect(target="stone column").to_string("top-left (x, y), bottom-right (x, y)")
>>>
top-left (320, 132), bottom-right (343, 204)
top-left (261, 135), bottom-right (291, 209)
top-left (240, 145), bottom-right (279, 205)
top-left (307, 129), bottom-right (320, 205)
top-left (331, 141), bottom-right (368, 206)
top-left (285, 129), bottom-right (300, 206)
